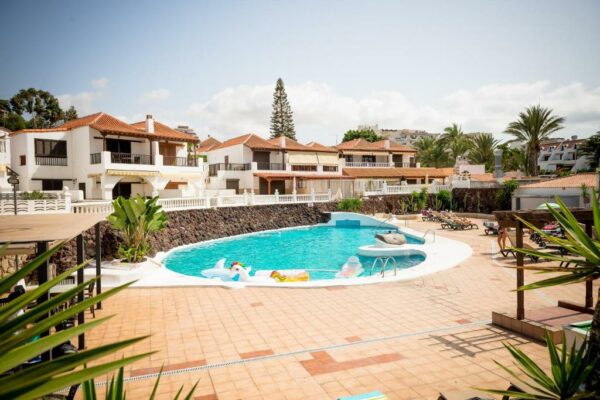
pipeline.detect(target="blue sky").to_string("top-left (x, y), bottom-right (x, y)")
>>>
top-left (1, 0), bottom-right (599, 144)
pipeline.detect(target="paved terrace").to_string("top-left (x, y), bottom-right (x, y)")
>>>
top-left (85, 219), bottom-right (597, 399)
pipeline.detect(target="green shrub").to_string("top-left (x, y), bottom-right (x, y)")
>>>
top-left (337, 198), bottom-right (363, 212)
top-left (435, 189), bottom-right (452, 210)
top-left (21, 190), bottom-right (48, 200)
top-left (496, 179), bottom-right (519, 210)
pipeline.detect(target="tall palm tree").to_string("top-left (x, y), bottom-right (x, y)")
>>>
top-left (440, 123), bottom-right (472, 164)
top-left (414, 136), bottom-right (450, 168)
top-left (504, 105), bottom-right (565, 176)
top-left (468, 133), bottom-right (499, 171)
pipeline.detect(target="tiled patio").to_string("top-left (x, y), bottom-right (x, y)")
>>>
top-left (85, 219), bottom-right (597, 399)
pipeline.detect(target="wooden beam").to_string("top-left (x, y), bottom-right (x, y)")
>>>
top-left (95, 223), bottom-right (102, 310)
top-left (76, 234), bottom-right (85, 350)
top-left (267, 179), bottom-right (271, 195)
top-left (516, 220), bottom-right (525, 320)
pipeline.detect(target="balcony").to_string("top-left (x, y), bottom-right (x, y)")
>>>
top-left (35, 155), bottom-right (67, 166)
top-left (163, 156), bottom-right (198, 167)
top-left (345, 162), bottom-right (391, 168)
top-left (394, 162), bottom-right (417, 168)
top-left (110, 152), bottom-right (153, 165)
top-left (209, 163), bottom-right (251, 176)
top-left (256, 162), bottom-right (285, 170)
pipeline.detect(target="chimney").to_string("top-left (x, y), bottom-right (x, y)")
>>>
top-left (145, 114), bottom-right (155, 133)
top-left (279, 136), bottom-right (286, 148)
top-left (383, 139), bottom-right (390, 149)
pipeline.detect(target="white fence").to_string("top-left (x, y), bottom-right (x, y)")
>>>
top-left (63, 189), bottom-right (333, 215)
top-left (364, 183), bottom-right (452, 196)
top-left (0, 198), bottom-right (70, 214)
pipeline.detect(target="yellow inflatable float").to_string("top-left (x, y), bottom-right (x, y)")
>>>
top-left (269, 270), bottom-right (310, 282)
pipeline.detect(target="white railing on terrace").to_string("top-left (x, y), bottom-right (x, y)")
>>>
top-left (0, 187), bottom-right (336, 215)
top-left (0, 198), bottom-right (69, 214)
top-left (345, 162), bottom-right (392, 168)
top-left (364, 183), bottom-right (452, 196)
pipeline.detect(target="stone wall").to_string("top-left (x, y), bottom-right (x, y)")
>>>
top-left (51, 202), bottom-right (337, 272)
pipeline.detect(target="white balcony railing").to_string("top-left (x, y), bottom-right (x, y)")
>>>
top-left (345, 162), bottom-right (392, 168)
top-left (0, 198), bottom-right (70, 214)
top-left (364, 183), bottom-right (452, 196)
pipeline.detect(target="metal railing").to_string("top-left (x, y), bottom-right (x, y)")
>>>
top-left (110, 152), bottom-right (152, 165)
top-left (345, 162), bottom-right (391, 168)
top-left (163, 156), bottom-right (199, 167)
top-left (35, 156), bottom-right (67, 166)
top-left (255, 162), bottom-right (284, 170)
top-left (209, 163), bottom-right (251, 176)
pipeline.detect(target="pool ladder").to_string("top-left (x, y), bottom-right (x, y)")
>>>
top-left (422, 229), bottom-right (436, 242)
top-left (369, 256), bottom-right (397, 277)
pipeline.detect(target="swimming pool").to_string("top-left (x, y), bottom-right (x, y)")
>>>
top-left (164, 225), bottom-right (425, 281)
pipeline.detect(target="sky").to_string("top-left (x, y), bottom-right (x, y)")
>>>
top-left (1, 0), bottom-right (599, 144)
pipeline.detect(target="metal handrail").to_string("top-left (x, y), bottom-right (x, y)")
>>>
top-left (422, 229), bottom-right (436, 242)
top-left (369, 256), bottom-right (397, 277)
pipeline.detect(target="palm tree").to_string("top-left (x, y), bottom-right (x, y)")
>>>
top-left (468, 133), bottom-right (499, 171)
top-left (440, 123), bottom-right (472, 164)
top-left (504, 105), bottom-right (565, 176)
top-left (498, 143), bottom-right (529, 173)
top-left (414, 136), bottom-right (450, 168)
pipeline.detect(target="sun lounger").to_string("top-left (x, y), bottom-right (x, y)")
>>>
top-left (338, 391), bottom-right (387, 400)
top-left (506, 231), bottom-right (559, 263)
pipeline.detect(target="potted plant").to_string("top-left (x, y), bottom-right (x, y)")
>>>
top-left (107, 195), bottom-right (167, 266)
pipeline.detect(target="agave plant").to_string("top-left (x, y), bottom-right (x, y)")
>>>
top-left (107, 195), bottom-right (167, 263)
top-left (483, 191), bottom-right (600, 395)
top-left (477, 331), bottom-right (596, 399)
top-left (0, 243), bottom-right (150, 399)
top-left (82, 366), bottom-right (198, 399)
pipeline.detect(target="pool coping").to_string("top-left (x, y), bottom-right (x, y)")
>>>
top-left (90, 213), bottom-right (472, 289)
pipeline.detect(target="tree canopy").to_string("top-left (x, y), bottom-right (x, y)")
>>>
top-left (468, 133), bottom-right (499, 172)
top-left (440, 123), bottom-right (472, 164)
top-left (579, 131), bottom-right (600, 169)
top-left (341, 128), bottom-right (382, 143)
top-left (269, 78), bottom-right (296, 140)
top-left (414, 136), bottom-right (451, 168)
top-left (504, 104), bottom-right (565, 176)
top-left (0, 88), bottom-right (78, 131)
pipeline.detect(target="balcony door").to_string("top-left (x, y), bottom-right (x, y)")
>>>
top-left (159, 143), bottom-right (177, 166)
top-left (253, 151), bottom-right (270, 169)
top-left (106, 139), bottom-right (131, 154)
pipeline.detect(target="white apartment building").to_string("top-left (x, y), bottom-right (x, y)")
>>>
top-left (538, 136), bottom-right (590, 173)
top-left (206, 134), bottom-right (343, 194)
top-left (335, 138), bottom-right (417, 168)
top-left (0, 128), bottom-right (11, 191)
top-left (358, 125), bottom-right (440, 146)
top-left (9, 113), bottom-right (205, 200)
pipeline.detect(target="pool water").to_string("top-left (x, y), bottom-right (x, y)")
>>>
top-left (164, 225), bottom-right (426, 281)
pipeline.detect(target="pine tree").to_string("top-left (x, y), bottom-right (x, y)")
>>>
top-left (269, 78), bottom-right (296, 139)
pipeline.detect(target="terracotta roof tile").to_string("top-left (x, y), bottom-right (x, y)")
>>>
top-left (213, 134), bottom-right (280, 151)
top-left (266, 136), bottom-right (313, 151)
top-left (305, 142), bottom-right (339, 153)
top-left (130, 120), bottom-right (199, 142)
top-left (470, 173), bottom-right (495, 182)
top-left (520, 173), bottom-right (598, 189)
top-left (342, 167), bottom-right (453, 179)
top-left (196, 137), bottom-right (221, 152)
top-left (335, 139), bottom-right (416, 153)
top-left (13, 112), bottom-right (199, 142)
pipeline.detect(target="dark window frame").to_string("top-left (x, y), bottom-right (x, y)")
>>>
top-left (34, 139), bottom-right (67, 157)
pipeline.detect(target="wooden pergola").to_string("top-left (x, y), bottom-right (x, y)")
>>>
top-left (494, 208), bottom-right (595, 320)
top-left (0, 213), bottom-right (107, 356)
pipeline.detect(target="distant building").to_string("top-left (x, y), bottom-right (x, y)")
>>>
top-left (175, 125), bottom-right (198, 139)
top-left (0, 127), bottom-right (11, 191)
top-left (357, 124), bottom-right (440, 146)
top-left (537, 136), bottom-right (590, 173)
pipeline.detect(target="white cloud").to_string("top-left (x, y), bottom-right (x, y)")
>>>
top-left (91, 77), bottom-right (109, 90)
top-left (139, 89), bottom-right (170, 104)
top-left (58, 78), bottom-right (109, 115)
top-left (186, 81), bottom-right (600, 144)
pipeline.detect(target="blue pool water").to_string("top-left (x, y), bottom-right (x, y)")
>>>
top-left (164, 225), bottom-right (426, 281)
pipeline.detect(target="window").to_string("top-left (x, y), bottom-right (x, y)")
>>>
top-left (42, 179), bottom-right (64, 191)
top-left (35, 139), bottom-right (67, 157)
top-left (20, 155), bottom-right (26, 165)
top-left (362, 155), bottom-right (376, 163)
top-left (323, 166), bottom-right (338, 172)
top-left (291, 165), bottom-right (317, 171)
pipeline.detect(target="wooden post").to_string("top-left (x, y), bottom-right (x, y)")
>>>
top-left (95, 222), bottom-right (102, 310)
top-left (36, 241), bottom-right (51, 361)
top-left (267, 179), bottom-right (271, 195)
top-left (76, 234), bottom-right (85, 350)
top-left (516, 220), bottom-right (525, 320)
top-left (102, 134), bottom-right (107, 151)
top-left (585, 222), bottom-right (594, 308)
